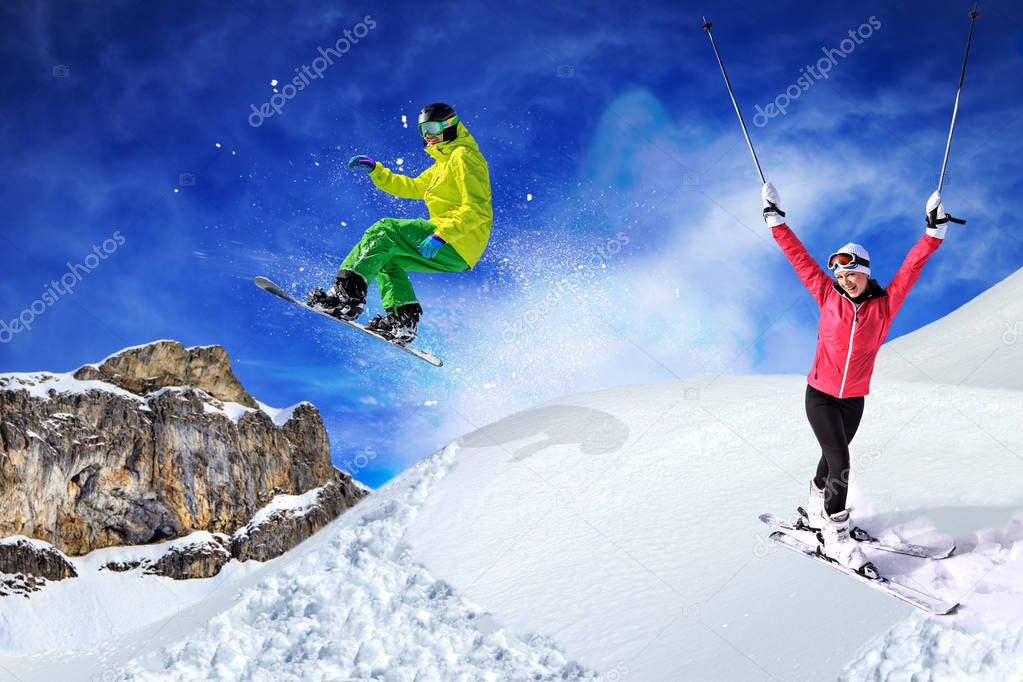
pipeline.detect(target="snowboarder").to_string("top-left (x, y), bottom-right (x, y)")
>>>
top-left (307, 102), bottom-right (493, 345)
top-left (761, 182), bottom-right (956, 572)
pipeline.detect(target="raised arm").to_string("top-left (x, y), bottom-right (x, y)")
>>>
top-left (886, 190), bottom-right (949, 316)
top-left (762, 183), bottom-right (831, 306)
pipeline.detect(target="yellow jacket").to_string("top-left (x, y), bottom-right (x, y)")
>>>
top-left (368, 122), bottom-right (492, 268)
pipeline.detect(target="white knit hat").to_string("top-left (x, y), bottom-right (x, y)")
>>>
top-left (827, 242), bottom-right (871, 276)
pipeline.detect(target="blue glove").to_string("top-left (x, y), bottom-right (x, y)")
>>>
top-left (418, 233), bottom-right (446, 259)
top-left (347, 155), bottom-right (376, 173)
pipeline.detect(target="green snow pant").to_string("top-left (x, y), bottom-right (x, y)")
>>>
top-left (339, 218), bottom-right (470, 310)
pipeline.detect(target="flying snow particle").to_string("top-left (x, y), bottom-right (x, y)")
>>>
top-left (396, 158), bottom-right (404, 166)
top-left (270, 79), bottom-right (278, 87)
top-left (215, 142), bottom-right (222, 149)
top-left (341, 221), bottom-right (348, 227)
top-left (401, 114), bottom-right (408, 128)
top-left (526, 193), bottom-right (533, 201)
top-left (423, 400), bottom-right (437, 407)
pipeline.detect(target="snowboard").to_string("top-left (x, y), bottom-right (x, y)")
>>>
top-left (254, 276), bottom-right (443, 367)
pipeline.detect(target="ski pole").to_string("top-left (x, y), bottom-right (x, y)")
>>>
top-left (703, 17), bottom-right (766, 184)
top-left (937, 3), bottom-right (980, 193)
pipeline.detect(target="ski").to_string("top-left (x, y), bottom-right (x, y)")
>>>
top-left (759, 513), bottom-right (954, 560)
top-left (767, 530), bottom-right (958, 616)
top-left (254, 276), bottom-right (443, 367)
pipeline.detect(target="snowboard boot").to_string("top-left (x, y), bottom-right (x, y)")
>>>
top-left (306, 270), bottom-right (367, 322)
top-left (817, 510), bottom-right (878, 578)
top-left (365, 302), bottom-right (423, 346)
top-left (795, 479), bottom-right (827, 532)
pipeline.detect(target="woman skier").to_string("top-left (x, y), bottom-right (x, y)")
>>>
top-left (761, 182), bottom-right (956, 573)
top-left (307, 102), bottom-right (492, 345)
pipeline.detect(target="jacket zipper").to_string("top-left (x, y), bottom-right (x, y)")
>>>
top-left (838, 298), bottom-right (858, 398)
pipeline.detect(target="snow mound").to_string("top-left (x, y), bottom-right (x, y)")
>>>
top-left (114, 445), bottom-right (594, 681)
top-left (0, 531), bottom-right (270, 652)
top-left (841, 613), bottom-right (1023, 680)
top-left (876, 266), bottom-right (1023, 390)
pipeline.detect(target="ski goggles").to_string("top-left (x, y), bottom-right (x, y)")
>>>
top-left (827, 252), bottom-right (870, 271)
top-left (418, 116), bottom-right (458, 137)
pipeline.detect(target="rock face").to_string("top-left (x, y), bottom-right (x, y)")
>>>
top-left (0, 340), bottom-right (368, 583)
top-left (0, 536), bottom-right (77, 597)
top-left (73, 341), bottom-right (258, 408)
top-left (143, 534), bottom-right (233, 580)
top-left (232, 482), bottom-right (361, 562)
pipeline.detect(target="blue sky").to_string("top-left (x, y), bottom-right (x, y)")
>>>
top-left (2, 1), bottom-right (1021, 487)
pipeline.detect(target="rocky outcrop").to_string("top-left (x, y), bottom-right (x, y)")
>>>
top-left (0, 536), bottom-right (77, 597)
top-left (0, 537), bottom-right (77, 580)
top-left (72, 340), bottom-right (257, 407)
top-left (232, 480), bottom-right (361, 562)
top-left (143, 534), bottom-right (232, 580)
top-left (0, 340), bottom-right (368, 586)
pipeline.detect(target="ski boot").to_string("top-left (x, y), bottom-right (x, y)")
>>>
top-left (817, 510), bottom-right (878, 578)
top-left (365, 302), bottom-right (423, 346)
top-left (306, 270), bottom-right (367, 322)
top-left (795, 479), bottom-right (827, 532)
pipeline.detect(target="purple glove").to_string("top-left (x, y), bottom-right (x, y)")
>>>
top-left (347, 155), bottom-right (376, 173)
top-left (418, 233), bottom-right (446, 259)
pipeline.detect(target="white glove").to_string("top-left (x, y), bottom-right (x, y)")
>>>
top-left (761, 182), bottom-right (786, 228)
top-left (925, 190), bottom-right (964, 239)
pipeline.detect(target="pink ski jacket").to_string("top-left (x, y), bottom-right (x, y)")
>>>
top-left (772, 224), bottom-right (942, 398)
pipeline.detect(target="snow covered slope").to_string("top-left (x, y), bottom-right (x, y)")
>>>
top-left (2, 273), bottom-right (1021, 681)
top-left (875, 266), bottom-right (1023, 390)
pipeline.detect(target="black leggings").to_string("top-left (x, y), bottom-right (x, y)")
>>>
top-left (805, 384), bottom-right (865, 515)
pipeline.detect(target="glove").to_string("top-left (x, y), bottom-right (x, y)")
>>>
top-left (925, 190), bottom-right (965, 240)
top-left (761, 182), bottom-right (787, 228)
top-left (418, 233), bottom-right (446, 259)
top-left (347, 155), bottom-right (376, 173)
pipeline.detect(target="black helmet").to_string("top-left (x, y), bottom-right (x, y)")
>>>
top-left (418, 102), bottom-right (459, 143)
top-left (419, 102), bottom-right (456, 124)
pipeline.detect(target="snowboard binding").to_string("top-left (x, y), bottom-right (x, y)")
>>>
top-left (307, 270), bottom-right (367, 322)
top-left (365, 302), bottom-right (423, 346)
